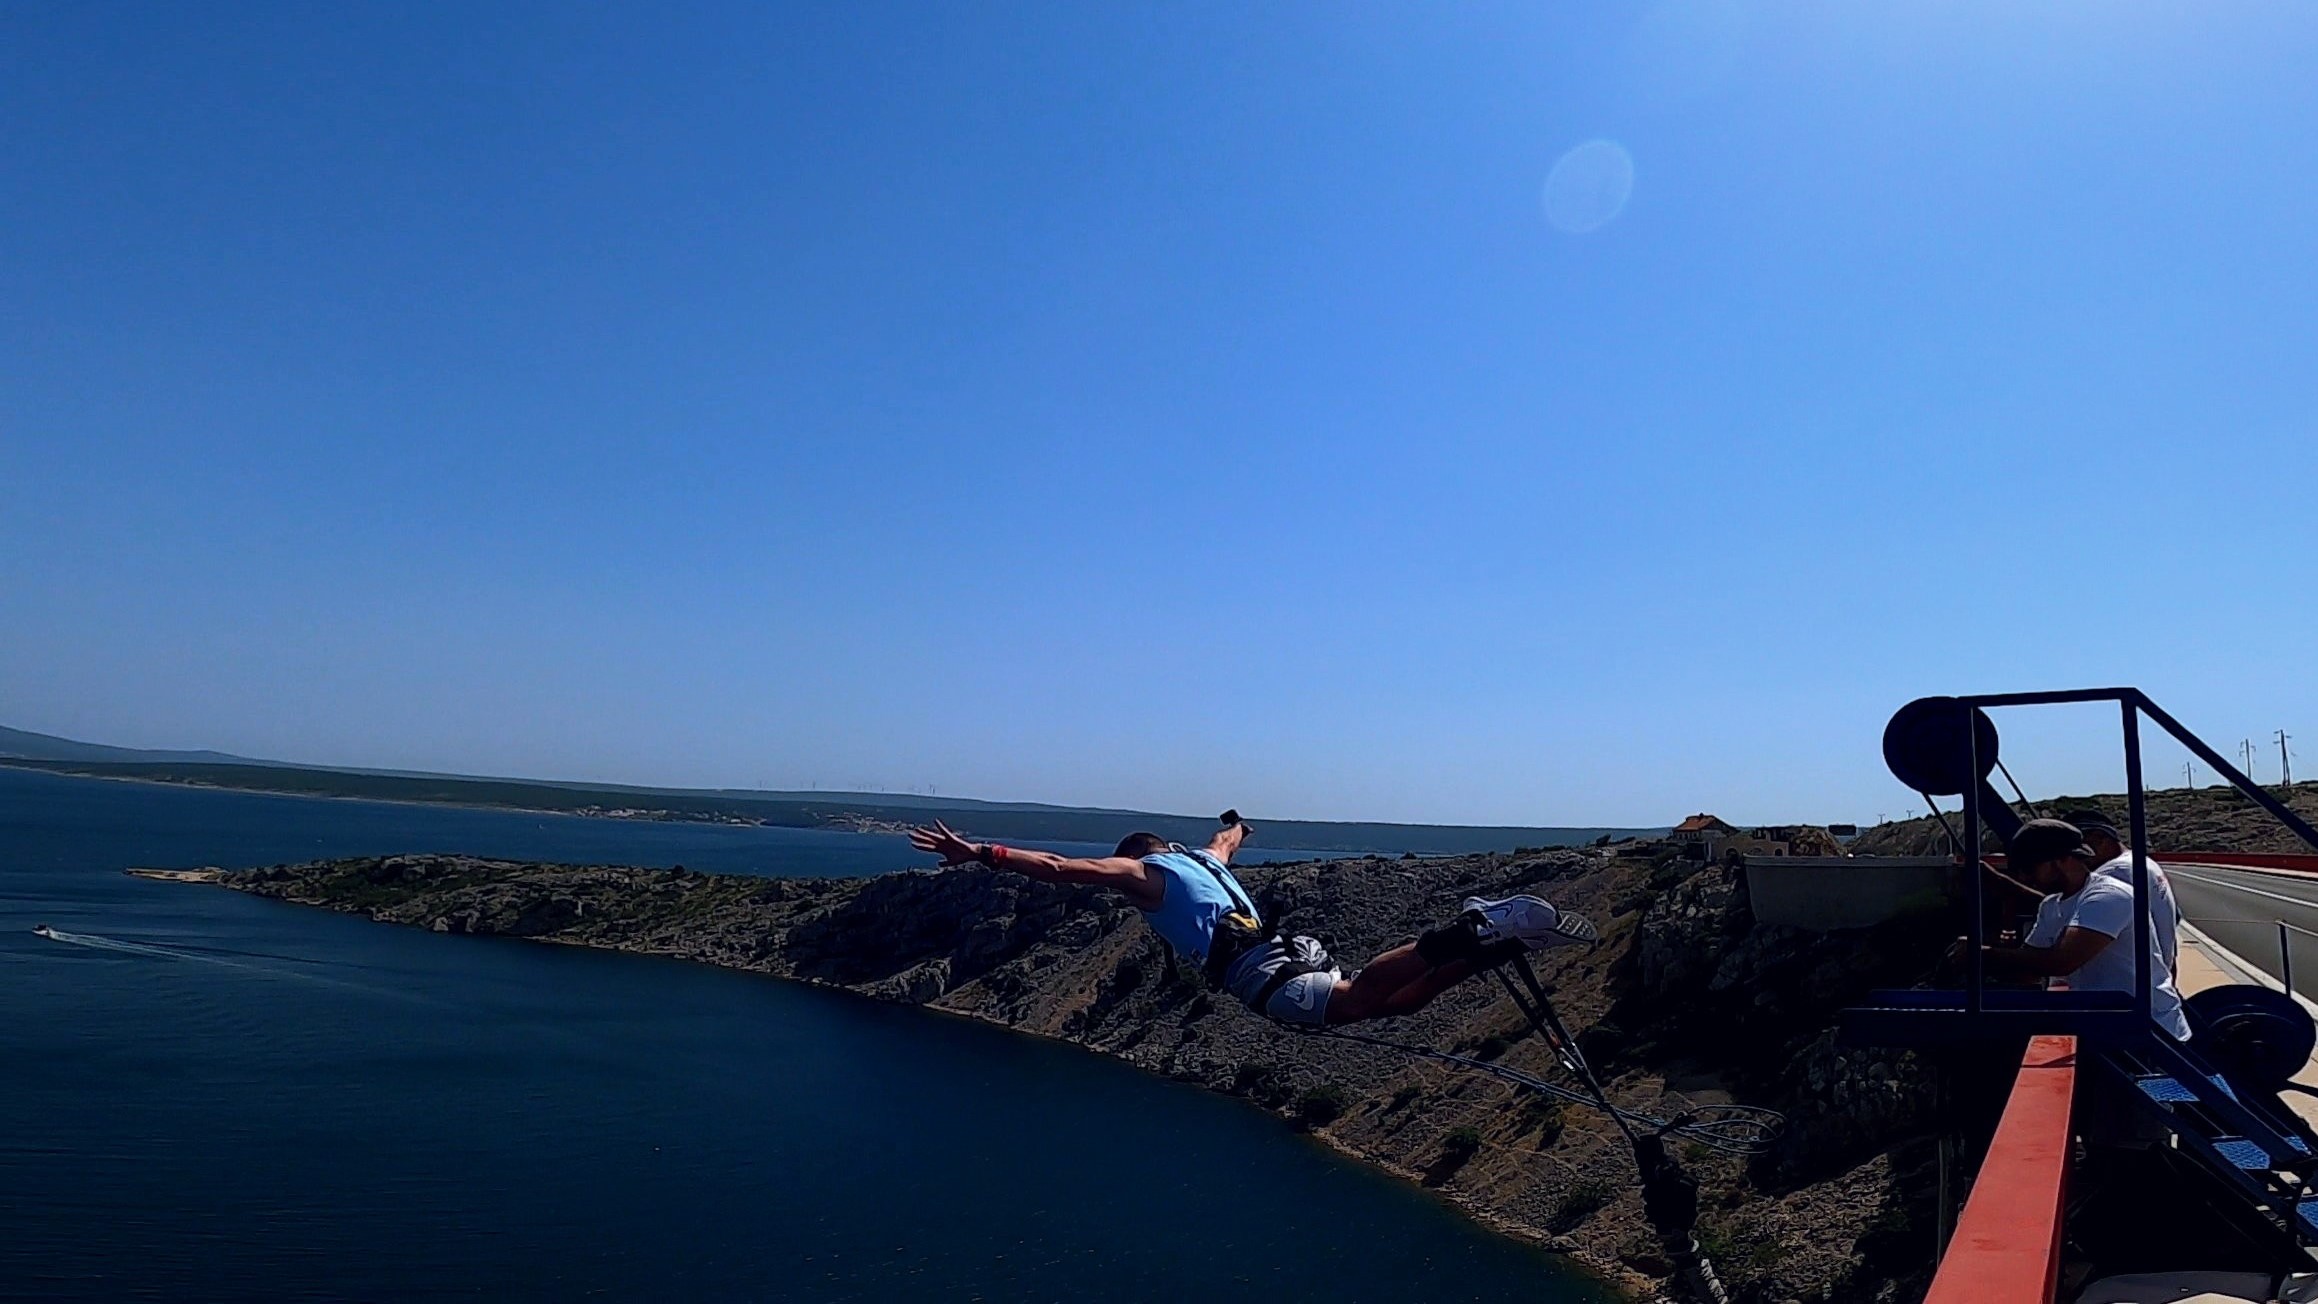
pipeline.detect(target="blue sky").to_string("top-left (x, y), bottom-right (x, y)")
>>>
top-left (5, 3), bottom-right (2315, 827)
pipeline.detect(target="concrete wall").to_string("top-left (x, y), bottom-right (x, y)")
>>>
top-left (1742, 855), bottom-right (1958, 931)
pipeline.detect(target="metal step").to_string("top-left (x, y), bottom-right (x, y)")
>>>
top-left (2297, 1199), bottom-right (2318, 1240)
top-left (2136, 1071), bottom-right (2261, 1108)
top-left (2138, 1073), bottom-right (2199, 1104)
top-left (2214, 1137), bottom-right (2273, 1170)
top-left (2111, 1044), bottom-right (2318, 1246)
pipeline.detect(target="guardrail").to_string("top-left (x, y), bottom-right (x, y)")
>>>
top-left (1982, 852), bottom-right (2318, 873)
top-left (2185, 915), bottom-right (2318, 996)
top-left (2170, 852), bottom-right (2318, 875)
top-left (1922, 1035), bottom-right (2078, 1304)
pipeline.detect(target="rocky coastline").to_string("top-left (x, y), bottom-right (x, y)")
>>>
top-left (155, 847), bottom-right (1966, 1303)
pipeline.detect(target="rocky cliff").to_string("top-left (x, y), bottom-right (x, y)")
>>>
top-left (1850, 780), bottom-right (2318, 857)
top-left (189, 848), bottom-right (1966, 1303)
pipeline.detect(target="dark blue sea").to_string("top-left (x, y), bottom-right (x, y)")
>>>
top-left (0, 767), bottom-right (1606, 1302)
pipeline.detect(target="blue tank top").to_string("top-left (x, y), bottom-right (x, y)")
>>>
top-left (1138, 848), bottom-right (1258, 967)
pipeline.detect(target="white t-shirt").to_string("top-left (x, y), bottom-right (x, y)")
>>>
top-left (2026, 856), bottom-right (2188, 1039)
top-left (2095, 852), bottom-right (2178, 973)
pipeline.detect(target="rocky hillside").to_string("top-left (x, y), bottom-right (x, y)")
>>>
top-left (1851, 780), bottom-right (2318, 857)
top-left (180, 848), bottom-right (1970, 1303)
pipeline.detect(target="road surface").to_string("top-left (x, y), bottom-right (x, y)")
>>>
top-left (2168, 860), bottom-right (2318, 1002)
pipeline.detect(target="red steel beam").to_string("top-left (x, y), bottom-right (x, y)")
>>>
top-left (1923, 1035), bottom-right (2077, 1304)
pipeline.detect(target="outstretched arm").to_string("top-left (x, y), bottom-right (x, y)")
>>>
top-left (1206, 810), bottom-right (1253, 864)
top-left (908, 821), bottom-right (1163, 909)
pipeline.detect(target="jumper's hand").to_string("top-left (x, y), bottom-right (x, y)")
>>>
top-left (909, 820), bottom-right (979, 867)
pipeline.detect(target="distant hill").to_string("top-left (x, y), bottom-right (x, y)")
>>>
top-left (0, 724), bottom-right (271, 767)
top-left (0, 727), bottom-right (1659, 855)
top-left (1849, 780), bottom-right (2318, 857)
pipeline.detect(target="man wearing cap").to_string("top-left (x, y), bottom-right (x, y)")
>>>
top-left (1964, 817), bottom-right (2189, 1039)
top-left (2057, 808), bottom-right (2180, 973)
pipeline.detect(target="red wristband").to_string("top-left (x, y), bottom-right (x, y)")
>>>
top-left (988, 844), bottom-right (1009, 865)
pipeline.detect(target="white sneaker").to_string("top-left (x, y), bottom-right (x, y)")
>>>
top-left (1461, 895), bottom-right (1598, 950)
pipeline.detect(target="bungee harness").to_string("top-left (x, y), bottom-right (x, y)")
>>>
top-left (1168, 844), bottom-right (1336, 1009)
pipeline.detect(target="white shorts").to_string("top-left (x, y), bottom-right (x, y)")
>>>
top-left (1222, 935), bottom-right (1340, 1026)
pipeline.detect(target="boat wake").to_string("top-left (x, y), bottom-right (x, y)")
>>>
top-left (34, 926), bottom-right (218, 962)
top-left (31, 925), bottom-right (417, 999)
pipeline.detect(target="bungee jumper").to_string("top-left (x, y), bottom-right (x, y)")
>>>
top-left (907, 810), bottom-right (1600, 1028)
top-left (910, 811), bottom-right (1779, 1303)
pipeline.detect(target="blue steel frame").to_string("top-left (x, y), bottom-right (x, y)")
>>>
top-left (1845, 686), bottom-right (2318, 1046)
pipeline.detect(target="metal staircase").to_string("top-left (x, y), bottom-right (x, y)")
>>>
top-left (2099, 1028), bottom-right (2318, 1252)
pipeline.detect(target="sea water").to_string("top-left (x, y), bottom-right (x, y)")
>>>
top-left (0, 766), bottom-right (1607, 1301)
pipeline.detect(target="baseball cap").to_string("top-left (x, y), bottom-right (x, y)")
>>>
top-left (2057, 809), bottom-right (2121, 843)
top-left (2009, 818), bottom-right (2096, 869)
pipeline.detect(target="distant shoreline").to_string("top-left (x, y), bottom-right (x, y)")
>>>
top-left (0, 757), bottom-right (1652, 856)
top-left (0, 760), bottom-right (770, 826)
top-left (1, 760), bottom-right (923, 836)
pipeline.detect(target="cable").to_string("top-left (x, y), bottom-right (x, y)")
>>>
top-left (1492, 955), bottom-right (1641, 1147)
top-left (1921, 793), bottom-right (1964, 857)
top-left (1996, 759), bottom-right (2043, 820)
top-left (1295, 1010), bottom-right (1785, 1157)
top-left (1295, 955), bottom-right (1776, 1304)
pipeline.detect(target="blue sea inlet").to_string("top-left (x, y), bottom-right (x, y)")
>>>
top-left (0, 765), bottom-right (1608, 1301)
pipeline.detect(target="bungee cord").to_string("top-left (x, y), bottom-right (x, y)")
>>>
top-left (1291, 952), bottom-right (1784, 1304)
top-left (1298, 1022), bottom-right (1784, 1157)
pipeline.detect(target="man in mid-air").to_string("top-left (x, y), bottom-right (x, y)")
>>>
top-left (908, 813), bottom-right (1596, 1027)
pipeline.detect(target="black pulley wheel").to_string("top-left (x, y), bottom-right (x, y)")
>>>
top-left (1883, 696), bottom-right (2001, 797)
top-left (2184, 984), bottom-right (2316, 1092)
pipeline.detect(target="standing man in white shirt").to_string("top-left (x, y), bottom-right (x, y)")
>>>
top-left (2058, 808), bottom-right (2180, 973)
top-left (1961, 817), bottom-right (2190, 1039)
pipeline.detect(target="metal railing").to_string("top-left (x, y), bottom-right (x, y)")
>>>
top-left (1948, 689), bottom-right (2318, 1030)
top-left (1919, 1036), bottom-right (2077, 1304)
top-left (2189, 916), bottom-right (2318, 998)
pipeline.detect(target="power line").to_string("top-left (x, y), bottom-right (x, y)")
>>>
top-left (2283, 730), bottom-right (2297, 788)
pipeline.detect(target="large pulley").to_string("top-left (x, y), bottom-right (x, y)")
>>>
top-left (2185, 985), bottom-right (2318, 1095)
top-left (1882, 696), bottom-right (2026, 845)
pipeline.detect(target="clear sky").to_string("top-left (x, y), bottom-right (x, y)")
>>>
top-left (5, 3), bottom-right (2315, 827)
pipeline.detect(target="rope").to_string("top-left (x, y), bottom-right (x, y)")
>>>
top-left (1485, 954), bottom-right (1749, 1304)
top-left (1289, 954), bottom-right (1786, 1159)
top-left (1286, 949), bottom-right (1779, 1304)
top-left (1301, 1022), bottom-right (1783, 1155)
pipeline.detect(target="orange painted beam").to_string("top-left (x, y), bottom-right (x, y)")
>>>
top-left (1923, 1035), bottom-right (2077, 1304)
